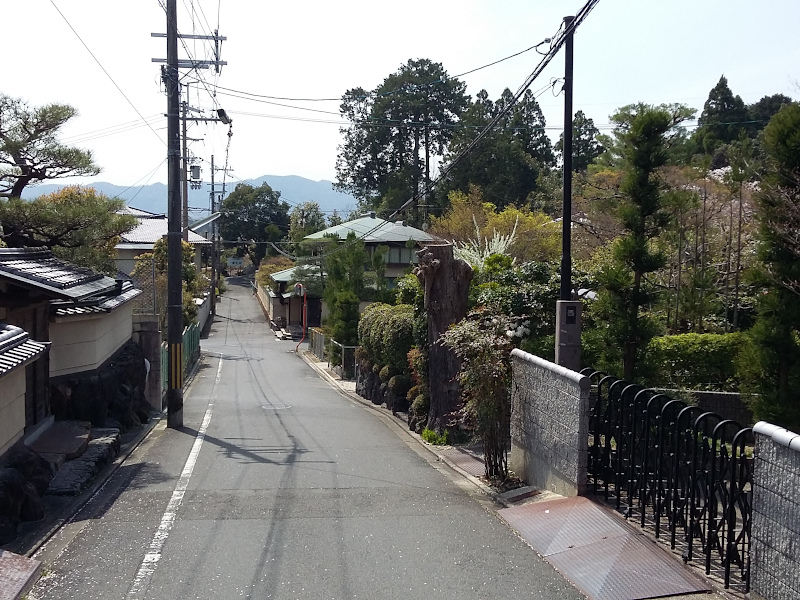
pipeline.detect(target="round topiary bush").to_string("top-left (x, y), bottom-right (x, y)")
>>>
top-left (388, 374), bottom-right (411, 398)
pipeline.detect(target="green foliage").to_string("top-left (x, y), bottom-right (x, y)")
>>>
top-left (738, 102), bottom-right (800, 430)
top-left (439, 88), bottom-right (555, 212)
top-left (335, 58), bottom-right (469, 217)
top-left (643, 333), bottom-right (743, 390)
top-left (0, 94), bottom-right (100, 199)
top-left (694, 75), bottom-right (749, 157)
top-left (388, 374), bottom-right (411, 397)
top-left (394, 272), bottom-right (421, 305)
top-left (0, 186), bottom-right (137, 274)
top-left (328, 290), bottom-right (360, 347)
top-left (132, 238), bottom-right (204, 332)
top-left (421, 427), bottom-right (449, 445)
top-left (441, 306), bottom-right (519, 478)
top-left (556, 110), bottom-right (605, 172)
top-left (255, 256), bottom-right (295, 290)
top-left (357, 301), bottom-right (414, 377)
top-left (219, 182), bottom-right (290, 265)
top-left (379, 365), bottom-right (394, 382)
top-left (288, 201), bottom-right (327, 243)
top-left (594, 105), bottom-right (680, 380)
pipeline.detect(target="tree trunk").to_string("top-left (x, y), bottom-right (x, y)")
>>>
top-left (414, 243), bottom-right (473, 432)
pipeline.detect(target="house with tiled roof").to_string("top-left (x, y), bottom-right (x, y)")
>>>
top-left (0, 324), bottom-right (47, 455)
top-left (256, 214), bottom-right (435, 332)
top-left (0, 248), bottom-right (147, 455)
top-left (304, 212), bottom-right (434, 283)
top-left (115, 207), bottom-right (211, 275)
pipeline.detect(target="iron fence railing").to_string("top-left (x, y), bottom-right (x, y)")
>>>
top-left (581, 368), bottom-right (753, 592)
top-left (309, 327), bottom-right (325, 361)
top-left (327, 339), bottom-right (357, 381)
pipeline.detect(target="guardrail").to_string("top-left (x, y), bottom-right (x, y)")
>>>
top-left (581, 368), bottom-right (753, 591)
top-left (309, 327), bottom-right (325, 360)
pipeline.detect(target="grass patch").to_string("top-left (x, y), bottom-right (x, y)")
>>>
top-left (421, 427), bottom-right (449, 445)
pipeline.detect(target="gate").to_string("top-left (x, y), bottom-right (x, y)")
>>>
top-left (581, 369), bottom-right (753, 591)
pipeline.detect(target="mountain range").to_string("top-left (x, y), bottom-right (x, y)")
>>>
top-left (20, 175), bottom-right (359, 222)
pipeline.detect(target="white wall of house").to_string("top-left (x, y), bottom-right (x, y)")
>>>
top-left (115, 247), bottom-right (141, 276)
top-left (0, 369), bottom-right (26, 455)
top-left (116, 245), bottom-right (204, 276)
top-left (50, 305), bottom-right (134, 377)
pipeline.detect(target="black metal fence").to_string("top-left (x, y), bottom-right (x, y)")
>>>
top-left (581, 369), bottom-right (753, 591)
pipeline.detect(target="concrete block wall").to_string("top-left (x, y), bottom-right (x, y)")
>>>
top-left (751, 421), bottom-right (800, 600)
top-left (509, 349), bottom-right (591, 496)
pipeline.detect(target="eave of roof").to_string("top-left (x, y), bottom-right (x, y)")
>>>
top-left (303, 215), bottom-right (434, 244)
top-left (0, 323), bottom-right (47, 378)
top-left (0, 248), bottom-right (119, 301)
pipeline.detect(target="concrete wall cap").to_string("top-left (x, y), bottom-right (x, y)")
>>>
top-left (753, 421), bottom-right (783, 437)
top-left (511, 348), bottom-right (589, 390)
top-left (754, 420), bottom-right (800, 450)
top-left (772, 429), bottom-right (799, 448)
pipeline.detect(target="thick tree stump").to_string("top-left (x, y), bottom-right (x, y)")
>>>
top-left (414, 243), bottom-right (473, 432)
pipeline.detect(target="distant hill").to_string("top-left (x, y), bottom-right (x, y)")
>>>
top-left (21, 175), bottom-right (358, 221)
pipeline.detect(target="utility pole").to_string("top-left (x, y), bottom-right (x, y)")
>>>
top-left (210, 154), bottom-right (217, 317)
top-left (555, 15), bottom-right (582, 372)
top-left (165, 0), bottom-right (183, 428)
top-left (153, 12), bottom-right (228, 428)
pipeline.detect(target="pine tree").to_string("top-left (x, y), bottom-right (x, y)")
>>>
top-left (739, 102), bottom-right (800, 429)
top-left (595, 105), bottom-right (678, 380)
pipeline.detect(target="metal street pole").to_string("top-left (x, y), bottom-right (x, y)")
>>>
top-left (555, 15), bottom-right (582, 372)
top-left (560, 15), bottom-right (575, 302)
top-left (210, 154), bottom-right (216, 317)
top-left (166, 0), bottom-right (184, 428)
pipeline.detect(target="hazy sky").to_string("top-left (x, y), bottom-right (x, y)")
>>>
top-left (5, 0), bottom-right (799, 193)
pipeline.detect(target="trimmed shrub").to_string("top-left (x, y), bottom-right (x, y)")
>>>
top-left (388, 375), bottom-right (412, 398)
top-left (644, 332), bottom-right (743, 391)
top-left (358, 303), bottom-right (414, 378)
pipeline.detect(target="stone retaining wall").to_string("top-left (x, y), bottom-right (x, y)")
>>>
top-left (509, 349), bottom-right (590, 496)
top-left (751, 421), bottom-right (800, 600)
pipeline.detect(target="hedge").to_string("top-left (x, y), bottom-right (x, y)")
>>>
top-left (643, 332), bottom-right (743, 391)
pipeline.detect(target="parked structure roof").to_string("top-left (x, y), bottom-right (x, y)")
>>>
top-left (51, 280), bottom-right (143, 317)
top-left (0, 248), bottom-right (119, 301)
top-left (119, 213), bottom-right (211, 245)
top-left (0, 323), bottom-right (47, 378)
top-left (304, 214), bottom-right (434, 244)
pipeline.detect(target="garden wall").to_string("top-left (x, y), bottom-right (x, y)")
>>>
top-left (509, 349), bottom-right (590, 496)
top-left (751, 421), bottom-right (800, 600)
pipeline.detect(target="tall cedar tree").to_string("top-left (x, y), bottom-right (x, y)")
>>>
top-left (440, 88), bottom-right (555, 211)
top-left (694, 75), bottom-right (749, 156)
top-left (555, 110), bottom-right (604, 172)
top-left (596, 105), bottom-right (678, 380)
top-left (335, 59), bottom-right (468, 218)
top-left (739, 103), bottom-right (800, 429)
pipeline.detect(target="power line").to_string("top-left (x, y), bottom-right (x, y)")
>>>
top-left (49, 0), bottom-right (165, 147)
top-left (387, 0), bottom-right (602, 223)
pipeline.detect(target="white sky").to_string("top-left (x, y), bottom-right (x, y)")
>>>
top-left (5, 0), bottom-right (799, 191)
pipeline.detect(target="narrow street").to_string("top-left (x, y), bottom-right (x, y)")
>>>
top-left (29, 277), bottom-right (582, 600)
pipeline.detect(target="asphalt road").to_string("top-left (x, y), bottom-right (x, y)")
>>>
top-left (29, 277), bottom-right (583, 600)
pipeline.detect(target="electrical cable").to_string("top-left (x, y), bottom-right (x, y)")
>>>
top-left (49, 0), bottom-right (166, 146)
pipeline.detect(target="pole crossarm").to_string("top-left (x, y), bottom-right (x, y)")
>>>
top-left (152, 58), bottom-right (227, 69)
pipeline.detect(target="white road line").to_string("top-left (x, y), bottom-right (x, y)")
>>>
top-left (126, 358), bottom-right (223, 599)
